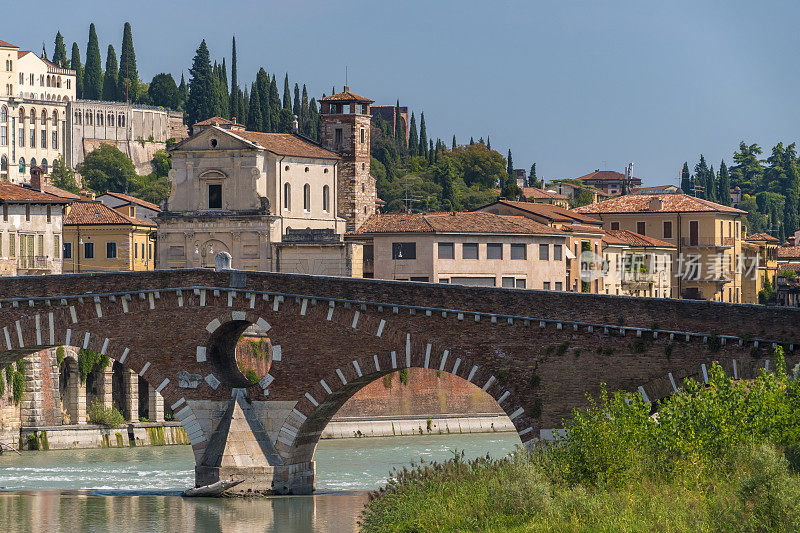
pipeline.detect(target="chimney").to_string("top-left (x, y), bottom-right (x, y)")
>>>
top-left (30, 166), bottom-right (45, 192)
top-left (648, 196), bottom-right (663, 211)
top-left (79, 190), bottom-right (96, 202)
top-left (232, 116), bottom-right (237, 124)
top-left (343, 85), bottom-right (349, 93)
top-left (292, 114), bottom-right (299, 133)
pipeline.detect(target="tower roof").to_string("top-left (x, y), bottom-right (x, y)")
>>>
top-left (319, 86), bottom-right (374, 104)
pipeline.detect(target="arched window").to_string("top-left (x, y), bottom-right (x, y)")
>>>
top-left (323, 185), bottom-right (330, 212)
top-left (85, 111), bottom-right (91, 125)
top-left (19, 107), bottom-right (25, 121)
top-left (46, 75), bottom-right (50, 87)
top-left (283, 183), bottom-right (291, 210)
top-left (97, 112), bottom-right (103, 126)
top-left (52, 109), bottom-right (58, 123)
top-left (30, 108), bottom-right (36, 123)
top-left (303, 184), bottom-right (311, 211)
top-left (0, 106), bottom-right (6, 122)
top-left (41, 109), bottom-right (47, 125)
top-left (1, 155), bottom-right (7, 173)
top-left (41, 158), bottom-right (48, 173)
top-left (57, 76), bottom-right (62, 88)
top-left (108, 114), bottom-right (114, 127)
top-left (30, 158), bottom-right (36, 169)
top-left (62, 95), bottom-right (68, 102)
top-left (18, 157), bottom-right (25, 173)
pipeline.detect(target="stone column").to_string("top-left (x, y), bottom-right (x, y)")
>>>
top-left (20, 353), bottom-right (44, 427)
top-left (97, 368), bottom-right (114, 410)
top-left (148, 386), bottom-right (164, 422)
top-left (68, 365), bottom-right (87, 425)
top-left (123, 370), bottom-right (138, 422)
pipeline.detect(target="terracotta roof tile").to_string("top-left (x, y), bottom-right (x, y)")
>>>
top-left (99, 191), bottom-right (161, 212)
top-left (1, 40), bottom-right (18, 48)
top-left (230, 131), bottom-right (340, 160)
top-left (602, 229), bottom-right (675, 248)
top-left (487, 200), bottom-right (604, 225)
top-left (574, 194), bottom-right (746, 215)
top-left (350, 211), bottom-right (566, 236)
top-left (746, 232), bottom-right (780, 243)
top-left (0, 182), bottom-right (70, 204)
top-left (779, 262), bottom-right (800, 273)
top-left (194, 116), bottom-right (236, 126)
top-left (778, 246), bottom-right (800, 259)
top-left (319, 88), bottom-right (374, 104)
top-left (64, 201), bottom-right (155, 227)
top-left (521, 187), bottom-right (568, 200)
top-left (39, 185), bottom-right (80, 200)
top-left (578, 170), bottom-right (627, 181)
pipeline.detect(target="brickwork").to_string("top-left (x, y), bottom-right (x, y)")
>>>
top-left (0, 269), bottom-right (797, 492)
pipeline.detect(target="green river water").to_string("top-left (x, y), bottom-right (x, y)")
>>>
top-left (0, 432), bottom-right (519, 532)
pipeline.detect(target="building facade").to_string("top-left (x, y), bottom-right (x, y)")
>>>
top-left (351, 211), bottom-right (568, 289)
top-left (601, 229), bottom-right (674, 298)
top-left (741, 232), bottom-right (780, 304)
top-left (96, 191), bottom-right (162, 222)
top-left (319, 87), bottom-right (377, 232)
top-left (576, 194), bottom-right (747, 302)
top-left (0, 41), bottom-right (76, 184)
top-left (576, 169), bottom-right (642, 194)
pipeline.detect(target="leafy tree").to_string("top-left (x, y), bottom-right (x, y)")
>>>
top-left (102, 45), bottom-right (118, 101)
top-left (148, 73), bottom-right (181, 110)
top-left (53, 31), bottom-right (68, 68)
top-left (83, 23), bottom-right (103, 100)
top-left (730, 142), bottom-right (764, 190)
top-left (186, 40), bottom-right (218, 131)
top-left (447, 143), bottom-right (506, 189)
top-left (435, 159), bottom-right (459, 211)
top-left (418, 112), bottom-right (428, 159)
top-left (50, 159), bottom-right (80, 194)
top-left (118, 22), bottom-right (138, 102)
top-left (130, 173), bottom-right (170, 205)
top-left (151, 149), bottom-right (170, 177)
top-left (77, 144), bottom-right (137, 194)
top-left (408, 113), bottom-right (418, 157)
top-left (680, 162), bottom-right (691, 193)
top-left (573, 188), bottom-right (594, 208)
top-left (246, 82), bottom-right (263, 132)
top-left (717, 160), bottom-right (732, 206)
top-left (70, 42), bottom-right (83, 99)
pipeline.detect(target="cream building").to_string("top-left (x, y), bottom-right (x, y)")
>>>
top-left (601, 229), bottom-right (674, 298)
top-left (157, 124), bottom-right (361, 275)
top-left (350, 211), bottom-right (568, 289)
top-left (0, 40), bottom-right (75, 183)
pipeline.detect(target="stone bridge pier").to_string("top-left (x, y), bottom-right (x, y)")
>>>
top-left (0, 269), bottom-right (798, 494)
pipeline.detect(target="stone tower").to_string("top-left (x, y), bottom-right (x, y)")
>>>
top-left (319, 87), bottom-right (376, 232)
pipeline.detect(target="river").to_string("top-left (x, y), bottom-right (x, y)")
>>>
top-left (0, 432), bottom-right (519, 532)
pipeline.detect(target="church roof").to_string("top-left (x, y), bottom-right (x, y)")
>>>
top-left (319, 86), bottom-right (374, 104)
top-left (230, 131), bottom-right (340, 160)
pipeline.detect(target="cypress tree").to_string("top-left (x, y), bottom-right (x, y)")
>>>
top-left (394, 99), bottom-right (404, 148)
top-left (118, 22), bottom-right (138, 102)
top-left (53, 32), bottom-right (68, 68)
top-left (528, 163), bottom-right (538, 187)
top-left (246, 83), bottom-right (262, 131)
top-left (293, 83), bottom-right (301, 117)
top-left (256, 69), bottom-right (270, 132)
top-left (219, 58), bottom-right (230, 118)
top-left (102, 45), bottom-right (118, 101)
top-left (506, 149), bottom-right (514, 180)
top-left (236, 87), bottom-right (245, 125)
top-left (717, 160), bottom-right (732, 206)
top-left (269, 75), bottom-right (281, 130)
top-left (282, 74), bottom-right (291, 110)
top-left (242, 86), bottom-right (249, 125)
top-left (230, 36), bottom-right (239, 123)
top-left (452, 135), bottom-right (456, 149)
top-left (418, 112), bottom-right (428, 159)
top-left (309, 98), bottom-right (320, 141)
top-left (428, 140), bottom-right (434, 165)
top-left (487, 136), bottom-right (491, 150)
top-left (680, 162), bottom-right (691, 193)
top-left (70, 42), bottom-right (83, 99)
top-left (469, 137), bottom-right (474, 145)
top-left (706, 164), bottom-right (717, 203)
top-left (186, 40), bottom-right (217, 131)
top-left (178, 74), bottom-right (187, 108)
top-left (408, 113), bottom-right (419, 157)
top-left (300, 84), bottom-right (309, 134)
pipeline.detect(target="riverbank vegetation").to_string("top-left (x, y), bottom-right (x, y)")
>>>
top-left (361, 349), bottom-right (800, 532)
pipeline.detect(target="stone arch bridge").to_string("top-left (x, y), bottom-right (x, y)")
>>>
top-left (0, 269), bottom-right (798, 494)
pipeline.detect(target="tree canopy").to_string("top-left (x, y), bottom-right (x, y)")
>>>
top-left (77, 144), bottom-right (137, 194)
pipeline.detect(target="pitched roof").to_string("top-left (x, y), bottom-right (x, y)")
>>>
top-left (574, 194), bottom-right (746, 215)
top-left (194, 116), bottom-right (236, 126)
top-left (350, 211), bottom-right (566, 236)
top-left (36, 185), bottom-right (80, 200)
top-left (779, 262), bottom-right (800, 273)
top-left (0, 40), bottom-right (18, 48)
top-left (485, 200), bottom-right (604, 225)
top-left (778, 246), bottom-right (800, 259)
top-left (17, 50), bottom-right (30, 58)
top-left (746, 232), bottom-right (780, 243)
top-left (98, 191), bottom-right (161, 212)
top-left (64, 201), bottom-right (155, 227)
top-left (578, 170), bottom-right (641, 183)
top-left (319, 87), bottom-right (374, 104)
top-left (0, 182), bottom-right (70, 204)
top-left (602, 229), bottom-right (675, 248)
top-left (230, 131), bottom-right (340, 160)
top-left (521, 187), bottom-right (568, 201)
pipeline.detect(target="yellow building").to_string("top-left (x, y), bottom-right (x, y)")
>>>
top-left (576, 194), bottom-right (747, 302)
top-left (741, 233), bottom-right (780, 304)
top-left (62, 193), bottom-right (156, 273)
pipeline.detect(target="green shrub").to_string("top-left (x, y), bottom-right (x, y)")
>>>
top-left (56, 347), bottom-right (65, 367)
top-left (556, 342), bottom-right (569, 356)
top-left (77, 349), bottom-right (109, 383)
top-left (245, 369), bottom-right (259, 383)
top-left (12, 371), bottom-right (24, 405)
top-left (399, 368), bottom-right (409, 385)
top-left (87, 400), bottom-right (125, 426)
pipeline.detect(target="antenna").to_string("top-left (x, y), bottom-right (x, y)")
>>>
top-left (345, 66), bottom-right (348, 87)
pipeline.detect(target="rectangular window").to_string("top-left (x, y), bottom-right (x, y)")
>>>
top-left (134, 243), bottom-right (138, 259)
top-left (391, 242), bottom-right (416, 260)
top-left (510, 243), bottom-right (526, 260)
top-left (335, 128), bottom-right (343, 147)
top-left (543, 281), bottom-right (551, 290)
top-left (208, 184), bottom-right (222, 209)
top-left (438, 278), bottom-right (449, 283)
top-left (410, 276), bottom-right (429, 282)
top-left (52, 130), bottom-right (58, 149)
top-left (54, 234), bottom-right (60, 258)
top-left (462, 243), bottom-right (479, 260)
top-left (25, 205), bottom-right (30, 221)
top-left (41, 129), bottom-right (46, 149)
top-left (63, 241), bottom-right (71, 259)
top-left (487, 243), bottom-right (503, 259)
top-left (539, 243), bottom-right (549, 260)
top-left (437, 242), bottom-right (454, 259)
top-left (360, 128), bottom-right (365, 144)
top-left (553, 244), bottom-right (562, 261)
top-left (83, 242), bottom-right (94, 259)
top-left (555, 282), bottom-right (563, 291)
top-left (502, 277), bottom-right (515, 288)
top-left (9, 233), bottom-right (15, 257)
top-left (663, 221), bottom-right (673, 239)
top-left (106, 242), bottom-right (117, 259)
top-left (2, 204), bottom-right (7, 221)
top-left (636, 221), bottom-right (646, 235)
top-left (450, 276), bottom-right (495, 287)
top-left (0, 125), bottom-right (6, 146)
top-left (36, 234), bottom-right (43, 257)
top-left (515, 279), bottom-right (526, 289)
top-left (46, 206), bottom-right (51, 223)
top-left (141, 243), bottom-right (145, 259)
top-left (148, 244), bottom-right (152, 260)
top-left (19, 128), bottom-right (23, 147)
top-left (610, 221), bottom-right (620, 230)
top-left (30, 129), bottom-right (35, 148)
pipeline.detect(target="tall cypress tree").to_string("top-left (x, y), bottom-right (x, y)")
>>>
top-left (428, 139), bottom-right (434, 164)
top-left (186, 40), bottom-right (217, 131)
top-left (487, 136), bottom-right (491, 150)
top-left (418, 112), bottom-right (428, 159)
top-left (102, 45), bottom-right (118, 101)
top-left (717, 160), bottom-right (732, 206)
top-left (706, 164), bottom-right (717, 203)
top-left (680, 162), bottom-right (691, 193)
top-left (695, 155), bottom-right (709, 198)
top-left (53, 32), bottom-right (68, 68)
top-left (528, 163), bottom-right (538, 187)
top-left (83, 23), bottom-right (103, 100)
top-left (309, 98), bottom-right (320, 141)
top-left (255, 69), bottom-right (270, 132)
top-left (219, 58), bottom-right (230, 118)
top-left (236, 87), bottom-right (245, 125)
top-left (229, 36), bottom-right (239, 122)
top-left (246, 83), bottom-right (262, 132)
top-left (70, 42), bottom-right (83, 99)
top-left (292, 83), bottom-right (301, 117)
top-left (269, 75), bottom-right (281, 130)
top-left (452, 135), bottom-right (456, 149)
top-left (282, 74), bottom-right (291, 110)
top-left (394, 99), bottom-right (404, 148)
top-left (408, 113), bottom-right (418, 157)
top-left (242, 86), bottom-right (249, 125)
top-left (178, 73), bottom-right (187, 108)
top-left (506, 149), bottom-right (514, 182)
top-left (300, 84), bottom-right (309, 134)
top-left (118, 22), bottom-right (138, 102)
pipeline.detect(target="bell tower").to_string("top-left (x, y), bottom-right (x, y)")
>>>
top-left (319, 86), bottom-right (375, 232)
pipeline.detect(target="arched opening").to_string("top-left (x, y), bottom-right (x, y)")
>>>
top-left (59, 354), bottom-right (81, 425)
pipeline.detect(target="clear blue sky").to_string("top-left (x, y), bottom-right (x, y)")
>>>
top-left (5, 0), bottom-right (800, 186)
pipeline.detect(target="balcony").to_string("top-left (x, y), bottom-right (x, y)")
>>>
top-left (680, 237), bottom-right (735, 248)
top-left (18, 256), bottom-right (50, 272)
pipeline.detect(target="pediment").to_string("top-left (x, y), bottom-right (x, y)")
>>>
top-left (171, 127), bottom-right (260, 153)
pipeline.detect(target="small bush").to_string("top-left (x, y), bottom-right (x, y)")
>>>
top-left (87, 400), bottom-right (125, 427)
top-left (56, 346), bottom-right (65, 367)
top-left (399, 368), bottom-right (409, 385)
top-left (556, 342), bottom-right (569, 356)
top-left (632, 339), bottom-right (647, 353)
top-left (245, 369), bottom-right (259, 383)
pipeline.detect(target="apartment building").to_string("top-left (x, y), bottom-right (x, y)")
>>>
top-left (601, 229), bottom-right (675, 298)
top-left (741, 233), bottom-right (780, 304)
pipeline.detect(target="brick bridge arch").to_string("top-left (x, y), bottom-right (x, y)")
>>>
top-left (0, 269), bottom-right (797, 493)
